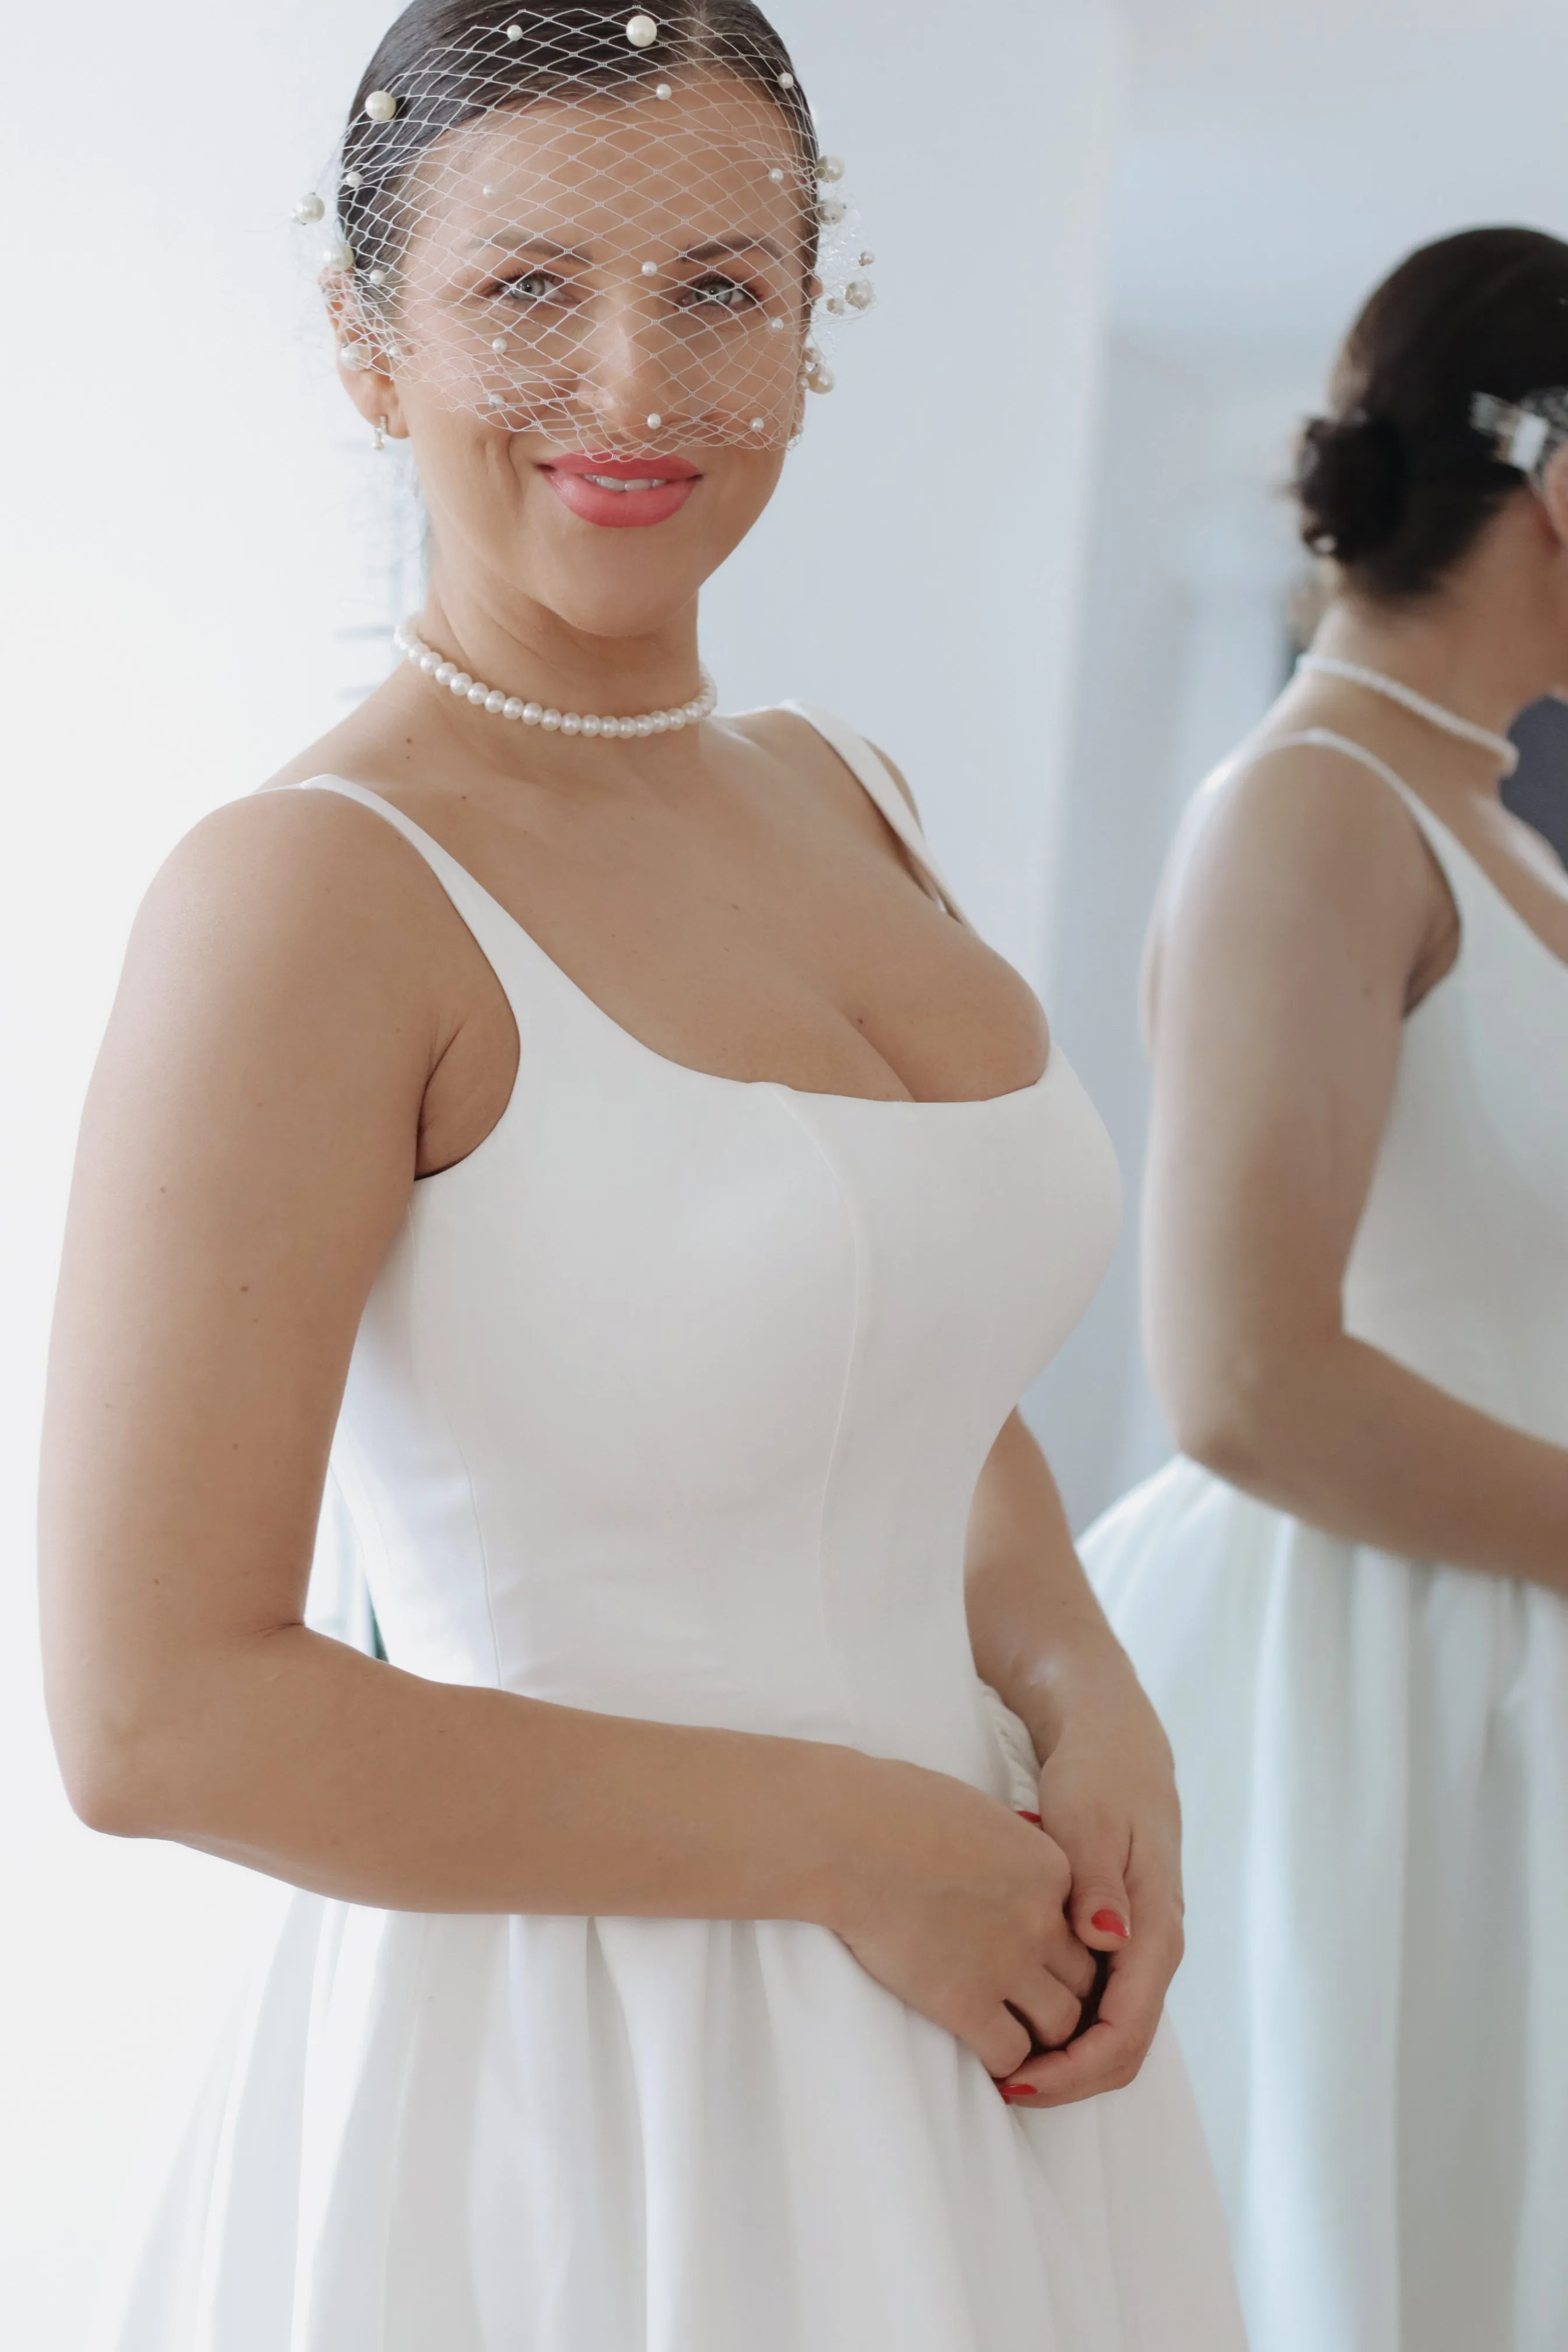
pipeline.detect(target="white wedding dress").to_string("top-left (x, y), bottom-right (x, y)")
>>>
top-left (90, 710), bottom-right (1245, 2352)
top-left (1086, 730), bottom-right (1568, 2352)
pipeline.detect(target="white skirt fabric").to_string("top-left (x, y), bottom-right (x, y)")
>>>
top-left (92, 1888), bottom-right (1244, 2352)
top-left (1086, 1456), bottom-right (1568, 2352)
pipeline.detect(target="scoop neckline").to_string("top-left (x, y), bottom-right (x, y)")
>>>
top-left (304, 774), bottom-right (1056, 1114)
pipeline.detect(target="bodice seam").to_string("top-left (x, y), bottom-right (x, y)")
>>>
top-left (771, 1088), bottom-right (874, 1742)
top-left (408, 1197), bottom-right (508, 1691)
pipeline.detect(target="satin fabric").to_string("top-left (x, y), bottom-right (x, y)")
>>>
top-left (93, 713), bottom-right (1245, 2351)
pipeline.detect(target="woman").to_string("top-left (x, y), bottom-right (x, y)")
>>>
top-left (40, 6), bottom-right (1243, 2347)
top-left (1085, 226), bottom-right (1568, 2352)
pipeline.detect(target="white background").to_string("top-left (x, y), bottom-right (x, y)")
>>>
top-left (2, 1), bottom-right (1566, 2340)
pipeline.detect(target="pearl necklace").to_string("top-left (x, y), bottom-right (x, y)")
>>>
top-left (394, 620), bottom-right (718, 738)
top-left (1297, 655), bottom-right (1520, 776)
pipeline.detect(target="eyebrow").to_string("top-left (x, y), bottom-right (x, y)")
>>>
top-left (462, 230), bottom-right (789, 266)
top-left (464, 233), bottom-right (594, 262)
top-left (682, 236), bottom-right (787, 265)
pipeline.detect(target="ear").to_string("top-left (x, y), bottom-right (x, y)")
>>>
top-left (321, 268), bottom-right (408, 442)
top-left (1537, 444), bottom-right (1568, 547)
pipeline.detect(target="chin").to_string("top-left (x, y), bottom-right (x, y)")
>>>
top-left (509, 520), bottom-right (715, 638)
top-left (520, 565), bottom-right (702, 642)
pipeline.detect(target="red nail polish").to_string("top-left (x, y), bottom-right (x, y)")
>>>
top-left (1015, 1810), bottom-right (1042, 1825)
top-left (1091, 1908), bottom-right (1130, 1939)
top-left (999, 2083), bottom-right (1036, 2101)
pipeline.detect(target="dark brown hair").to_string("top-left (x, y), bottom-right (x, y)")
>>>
top-left (1294, 226), bottom-right (1568, 602)
top-left (338, 2), bottom-right (819, 284)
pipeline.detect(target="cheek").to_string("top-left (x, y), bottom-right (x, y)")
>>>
top-left (699, 453), bottom-right (788, 546)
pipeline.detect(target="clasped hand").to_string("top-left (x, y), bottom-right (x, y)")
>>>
top-left (830, 1665), bottom-right (1184, 2110)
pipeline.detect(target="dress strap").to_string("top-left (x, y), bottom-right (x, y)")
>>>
top-left (1258, 727), bottom-right (1470, 897)
top-left (289, 775), bottom-right (538, 1017)
top-left (781, 702), bottom-right (968, 923)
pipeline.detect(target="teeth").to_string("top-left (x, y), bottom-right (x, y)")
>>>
top-left (584, 474), bottom-right (670, 492)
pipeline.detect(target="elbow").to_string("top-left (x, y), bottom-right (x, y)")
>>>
top-left (48, 1692), bottom-right (178, 1842)
top-left (1169, 1400), bottom-right (1268, 1486)
top-left (57, 1748), bottom-right (155, 1839)
top-left (1158, 1346), bottom-right (1298, 1490)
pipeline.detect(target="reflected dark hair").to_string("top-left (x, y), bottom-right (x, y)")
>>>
top-left (1294, 226), bottom-right (1568, 602)
top-left (339, 2), bottom-right (819, 281)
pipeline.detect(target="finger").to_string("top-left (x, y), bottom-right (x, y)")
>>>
top-left (1038, 1798), bottom-right (1135, 1953)
top-left (1000, 2014), bottom-right (1153, 2106)
top-left (1038, 1921), bottom-right (1098, 2001)
top-left (1013, 1812), bottom-right (1099, 1996)
top-left (1002, 1968), bottom-right (1082, 2057)
top-left (972, 2008), bottom-right (1034, 2082)
top-left (1001, 1926), bottom-right (1178, 2107)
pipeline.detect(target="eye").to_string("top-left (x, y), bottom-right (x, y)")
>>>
top-left (682, 274), bottom-right (761, 314)
top-left (498, 268), bottom-right (565, 306)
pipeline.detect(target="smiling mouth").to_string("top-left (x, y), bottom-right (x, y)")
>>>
top-left (580, 473), bottom-right (678, 492)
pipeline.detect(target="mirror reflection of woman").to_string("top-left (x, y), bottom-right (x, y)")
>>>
top-left (38, 6), bottom-right (1245, 2346)
top-left (1087, 227), bottom-right (1568, 2352)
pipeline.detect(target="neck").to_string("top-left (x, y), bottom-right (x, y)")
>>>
top-left (1310, 524), bottom-right (1564, 742)
top-left (419, 576), bottom-right (706, 722)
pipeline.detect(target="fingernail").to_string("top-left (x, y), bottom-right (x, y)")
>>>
top-left (1091, 1909), bottom-right (1130, 1938)
top-left (999, 2083), bottom-right (1037, 2101)
top-left (1015, 1810), bottom-right (1042, 1825)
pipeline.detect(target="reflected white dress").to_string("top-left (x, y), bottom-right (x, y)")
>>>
top-left (91, 710), bottom-right (1245, 2352)
top-left (1086, 731), bottom-right (1568, 2352)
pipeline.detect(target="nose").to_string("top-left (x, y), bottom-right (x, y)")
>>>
top-left (573, 281), bottom-right (684, 440)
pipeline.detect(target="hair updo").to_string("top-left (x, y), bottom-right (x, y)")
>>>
top-left (338, 1), bottom-right (819, 285)
top-left (1294, 225), bottom-right (1568, 602)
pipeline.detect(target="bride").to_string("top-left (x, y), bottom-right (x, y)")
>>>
top-left (38, 5), bottom-right (1242, 2348)
top-left (1086, 226), bottom-right (1568, 2352)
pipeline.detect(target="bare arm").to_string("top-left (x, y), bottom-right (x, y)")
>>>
top-left (40, 792), bottom-right (1094, 2081)
top-left (1145, 746), bottom-right (1568, 1592)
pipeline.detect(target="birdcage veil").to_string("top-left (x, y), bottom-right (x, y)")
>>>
top-left (291, 3), bottom-right (873, 454)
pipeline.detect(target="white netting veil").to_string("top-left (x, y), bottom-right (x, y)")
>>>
top-left (293, 2), bottom-right (872, 454)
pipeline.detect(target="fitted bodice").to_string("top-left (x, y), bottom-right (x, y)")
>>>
top-left (304, 714), bottom-right (1121, 1800)
top-left (1192, 729), bottom-right (1568, 1446)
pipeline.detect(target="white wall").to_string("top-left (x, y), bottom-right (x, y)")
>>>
top-left (0, 4), bottom-right (1125, 2342)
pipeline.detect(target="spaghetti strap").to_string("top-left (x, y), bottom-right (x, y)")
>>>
top-left (1248, 726), bottom-right (1480, 906)
top-left (289, 775), bottom-right (543, 1026)
top-left (782, 701), bottom-right (968, 923)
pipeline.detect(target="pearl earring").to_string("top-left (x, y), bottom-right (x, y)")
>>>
top-left (373, 416), bottom-right (388, 453)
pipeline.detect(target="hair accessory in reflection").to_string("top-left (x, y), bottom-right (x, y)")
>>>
top-left (1470, 388), bottom-right (1568, 487)
top-left (394, 618), bottom-right (718, 735)
top-left (295, 5), bottom-right (872, 453)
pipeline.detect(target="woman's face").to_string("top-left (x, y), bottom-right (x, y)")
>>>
top-left (342, 74), bottom-right (816, 640)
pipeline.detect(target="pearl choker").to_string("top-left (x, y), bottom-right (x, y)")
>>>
top-left (1297, 655), bottom-right (1520, 776)
top-left (394, 620), bottom-right (718, 738)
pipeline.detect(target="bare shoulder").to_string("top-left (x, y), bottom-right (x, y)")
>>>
top-left (1167, 734), bottom-right (1449, 935)
top-left (729, 706), bottom-right (921, 815)
top-left (123, 785), bottom-right (474, 1062)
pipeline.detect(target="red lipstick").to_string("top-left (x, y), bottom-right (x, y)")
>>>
top-left (541, 451), bottom-right (702, 530)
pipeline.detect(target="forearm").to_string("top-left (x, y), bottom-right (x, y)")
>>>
top-left (1181, 1331), bottom-right (1568, 1590)
top-left (75, 1625), bottom-right (870, 1924)
top-left (964, 1412), bottom-right (1135, 1761)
